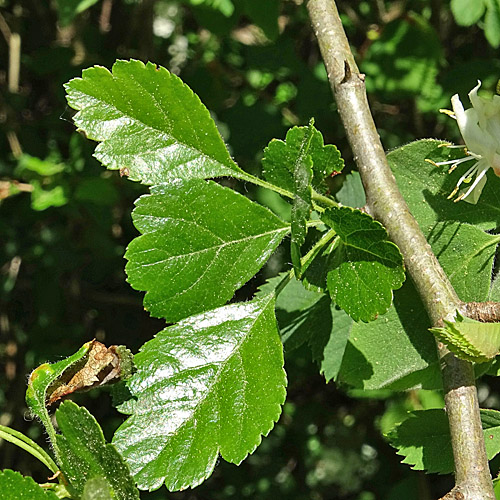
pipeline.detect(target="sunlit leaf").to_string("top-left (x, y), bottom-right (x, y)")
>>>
top-left (321, 206), bottom-right (405, 322)
top-left (125, 179), bottom-right (289, 322)
top-left (113, 294), bottom-right (286, 491)
top-left (65, 60), bottom-right (245, 184)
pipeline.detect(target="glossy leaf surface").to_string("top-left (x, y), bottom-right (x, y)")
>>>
top-left (113, 294), bottom-right (286, 491)
top-left (125, 179), bottom-right (289, 322)
top-left (386, 408), bottom-right (500, 474)
top-left (56, 401), bottom-right (139, 499)
top-left (65, 60), bottom-right (244, 184)
top-left (0, 470), bottom-right (59, 500)
top-left (321, 207), bottom-right (405, 322)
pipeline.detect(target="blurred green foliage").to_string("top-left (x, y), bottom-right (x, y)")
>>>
top-left (2, 0), bottom-right (500, 498)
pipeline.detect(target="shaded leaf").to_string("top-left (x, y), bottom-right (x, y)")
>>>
top-left (336, 171), bottom-right (366, 208)
top-left (388, 139), bottom-right (500, 302)
top-left (310, 304), bottom-right (352, 382)
top-left (321, 206), bottom-right (405, 322)
top-left (386, 408), bottom-right (500, 474)
top-left (0, 470), bottom-right (59, 500)
top-left (257, 274), bottom-right (350, 381)
top-left (113, 294), bottom-right (286, 491)
top-left (125, 179), bottom-right (289, 322)
top-left (338, 280), bottom-right (440, 391)
top-left (56, 401), bottom-right (139, 499)
top-left (65, 60), bottom-right (245, 185)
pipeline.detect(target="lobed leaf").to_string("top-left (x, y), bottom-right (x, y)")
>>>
top-left (386, 408), bottom-right (500, 474)
top-left (113, 294), bottom-right (286, 492)
top-left (0, 470), bottom-right (59, 500)
top-left (262, 123), bottom-right (343, 193)
top-left (125, 178), bottom-right (289, 322)
top-left (56, 401), bottom-right (139, 499)
top-left (321, 206), bottom-right (405, 322)
top-left (65, 60), bottom-right (245, 185)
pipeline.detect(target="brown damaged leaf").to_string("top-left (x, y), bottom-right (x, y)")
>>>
top-left (47, 340), bottom-right (134, 405)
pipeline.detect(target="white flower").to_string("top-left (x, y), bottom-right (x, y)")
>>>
top-left (432, 80), bottom-right (500, 203)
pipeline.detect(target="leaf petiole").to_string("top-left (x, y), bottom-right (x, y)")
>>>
top-left (273, 228), bottom-right (337, 298)
top-left (237, 171), bottom-right (338, 211)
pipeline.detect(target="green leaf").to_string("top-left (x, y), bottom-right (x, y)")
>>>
top-left (262, 124), bottom-right (343, 194)
top-left (485, 0), bottom-right (500, 48)
top-left (65, 60), bottom-right (245, 184)
top-left (430, 311), bottom-right (500, 363)
top-left (388, 139), bottom-right (500, 302)
top-left (56, 0), bottom-right (100, 26)
top-left (321, 206), bottom-right (405, 322)
top-left (289, 124), bottom-right (314, 276)
top-left (0, 470), bottom-right (59, 500)
top-left (258, 274), bottom-right (351, 381)
top-left (310, 304), bottom-right (353, 382)
top-left (451, 0), bottom-right (486, 26)
top-left (125, 179), bottom-right (289, 322)
top-left (336, 171), bottom-right (366, 208)
top-left (56, 401), bottom-right (139, 499)
top-left (338, 280), bottom-right (440, 391)
top-left (386, 408), bottom-right (500, 474)
top-left (113, 294), bottom-right (286, 491)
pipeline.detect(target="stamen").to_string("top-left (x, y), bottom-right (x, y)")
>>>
top-left (457, 167), bottom-right (489, 202)
top-left (439, 109), bottom-right (456, 119)
top-left (455, 164), bottom-right (479, 189)
top-left (431, 156), bottom-right (476, 167)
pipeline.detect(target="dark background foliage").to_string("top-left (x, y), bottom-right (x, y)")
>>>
top-left (1, 1), bottom-right (500, 498)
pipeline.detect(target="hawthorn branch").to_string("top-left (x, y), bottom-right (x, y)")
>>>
top-left (306, 1), bottom-right (494, 498)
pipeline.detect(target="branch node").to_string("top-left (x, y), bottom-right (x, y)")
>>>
top-left (340, 60), bottom-right (351, 83)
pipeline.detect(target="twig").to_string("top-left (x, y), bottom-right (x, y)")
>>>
top-left (306, 1), bottom-right (494, 498)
